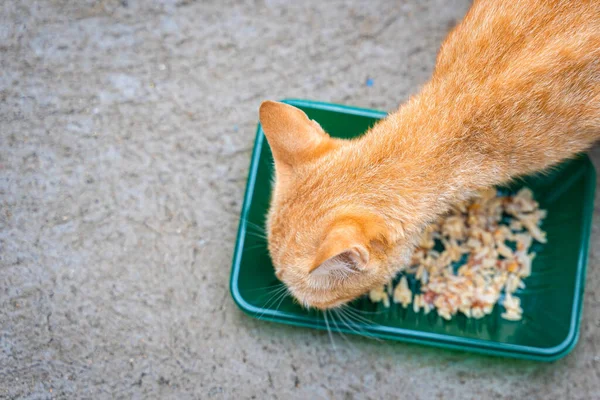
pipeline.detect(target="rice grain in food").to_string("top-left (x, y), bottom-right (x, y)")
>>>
top-left (368, 187), bottom-right (546, 321)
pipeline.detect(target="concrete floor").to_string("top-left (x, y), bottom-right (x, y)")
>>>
top-left (1, 0), bottom-right (600, 398)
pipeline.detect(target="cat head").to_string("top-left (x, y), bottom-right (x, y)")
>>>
top-left (258, 101), bottom-right (414, 309)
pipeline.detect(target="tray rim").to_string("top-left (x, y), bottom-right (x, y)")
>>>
top-left (229, 98), bottom-right (597, 362)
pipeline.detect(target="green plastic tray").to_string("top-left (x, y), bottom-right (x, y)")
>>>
top-left (230, 99), bottom-right (596, 361)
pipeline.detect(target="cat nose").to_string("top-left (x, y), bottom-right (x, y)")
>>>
top-left (275, 269), bottom-right (284, 280)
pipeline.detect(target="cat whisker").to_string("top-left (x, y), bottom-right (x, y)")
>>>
top-left (245, 223), bottom-right (267, 236)
top-left (256, 290), bottom-right (288, 321)
top-left (255, 285), bottom-right (289, 320)
top-left (239, 217), bottom-right (267, 233)
top-left (333, 308), bottom-right (379, 341)
top-left (273, 286), bottom-right (290, 312)
top-left (336, 307), bottom-right (383, 342)
top-left (328, 309), bottom-right (358, 351)
top-left (242, 243), bottom-right (269, 252)
top-left (257, 287), bottom-right (287, 311)
top-left (343, 305), bottom-right (388, 316)
top-left (225, 208), bottom-right (268, 240)
top-left (243, 282), bottom-right (284, 293)
top-left (322, 309), bottom-right (337, 352)
top-left (340, 305), bottom-right (381, 325)
top-left (221, 207), bottom-right (269, 228)
top-left (243, 230), bottom-right (268, 242)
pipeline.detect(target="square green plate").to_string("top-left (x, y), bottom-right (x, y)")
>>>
top-left (230, 99), bottom-right (596, 361)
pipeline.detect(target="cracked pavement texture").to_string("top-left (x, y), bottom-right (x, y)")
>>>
top-left (1, 0), bottom-right (600, 399)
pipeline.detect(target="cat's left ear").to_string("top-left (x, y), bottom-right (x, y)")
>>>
top-left (259, 101), bottom-right (337, 172)
top-left (309, 223), bottom-right (370, 277)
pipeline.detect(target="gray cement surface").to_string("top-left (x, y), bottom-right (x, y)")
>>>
top-left (1, 0), bottom-right (600, 399)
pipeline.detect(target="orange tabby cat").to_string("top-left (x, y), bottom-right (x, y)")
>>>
top-left (258, 0), bottom-right (600, 309)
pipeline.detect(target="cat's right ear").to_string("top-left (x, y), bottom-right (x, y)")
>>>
top-left (259, 101), bottom-right (337, 173)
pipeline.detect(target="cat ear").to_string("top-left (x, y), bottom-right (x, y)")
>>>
top-left (259, 101), bottom-right (336, 171)
top-left (309, 224), bottom-right (370, 277)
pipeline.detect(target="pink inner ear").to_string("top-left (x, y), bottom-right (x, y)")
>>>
top-left (310, 246), bottom-right (369, 277)
top-left (350, 245), bottom-right (369, 266)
